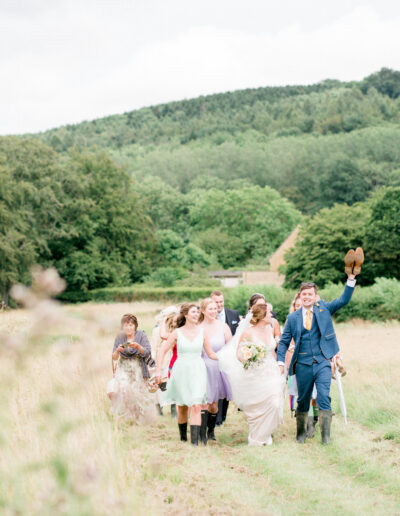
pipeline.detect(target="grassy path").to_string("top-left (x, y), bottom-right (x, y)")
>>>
top-left (1, 304), bottom-right (399, 515)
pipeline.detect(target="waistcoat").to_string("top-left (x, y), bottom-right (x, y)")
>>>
top-left (297, 316), bottom-right (324, 365)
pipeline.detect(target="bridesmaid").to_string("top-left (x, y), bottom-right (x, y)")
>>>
top-left (199, 298), bottom-right (232, 444)
top-left (155, 303), bottom-right (218, 446)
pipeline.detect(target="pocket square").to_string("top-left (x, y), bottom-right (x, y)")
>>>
top-left (232, 320), bottom-right (238, 324)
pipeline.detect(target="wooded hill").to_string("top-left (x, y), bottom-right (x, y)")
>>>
top-left (1, 68), bottom-right (399, 300)
top-left (32, 68), bottom-right (400, 215)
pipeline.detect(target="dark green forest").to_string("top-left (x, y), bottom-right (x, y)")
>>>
top-left (1, 68), bottom-right (400, 301)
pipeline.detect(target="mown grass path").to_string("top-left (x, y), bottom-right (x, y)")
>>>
top-left (1, 304), bottom-right (399, 515)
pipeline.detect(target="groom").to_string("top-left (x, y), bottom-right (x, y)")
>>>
top-left (277, 249), bottom-right (363, 444)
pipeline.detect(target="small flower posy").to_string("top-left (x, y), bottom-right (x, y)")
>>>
top-left (238, 341), bottom-right (266, 369)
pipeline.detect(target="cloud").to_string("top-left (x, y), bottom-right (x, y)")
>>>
top-left (0, 4), bottom-right (399, 134)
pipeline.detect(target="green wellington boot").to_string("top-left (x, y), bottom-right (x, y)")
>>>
top-left (319, 410), bottom-right (333, 445)
top-left (296, 411), bottom-right (308, 443)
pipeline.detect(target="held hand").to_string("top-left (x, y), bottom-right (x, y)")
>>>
top-left (128, 342), bottom-right (144, 353)
top-left (155, 374), bottom-right (162, 384)
top-left (117, 345), bottom-right (125, 353)
top-left (279, 365), bottom-right (285, 376)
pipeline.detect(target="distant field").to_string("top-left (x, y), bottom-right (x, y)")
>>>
top-left (1, 302), bottom-right (400, 515)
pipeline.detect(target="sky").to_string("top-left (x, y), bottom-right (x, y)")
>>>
top-left (1, 0), bottom-right (399, 135)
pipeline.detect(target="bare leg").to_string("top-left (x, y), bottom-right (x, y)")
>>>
top-left (190, 404), bottom-right (201, 425)
top-left (208, 401), bottom-right (218, 414)
top-left (177, 405), bottom-right (188, 424)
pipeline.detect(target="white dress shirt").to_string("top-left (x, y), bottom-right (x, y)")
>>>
top-left (218, 310), bottom-right (226, 323)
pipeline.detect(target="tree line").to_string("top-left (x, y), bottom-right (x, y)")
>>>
top-left (0, 137), bottom-right (300, 300)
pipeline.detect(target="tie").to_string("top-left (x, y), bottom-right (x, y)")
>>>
top-left (305, 310), bottom-right (312, 331)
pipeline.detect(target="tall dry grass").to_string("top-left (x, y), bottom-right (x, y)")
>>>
top-left (1, 282), bottom-right (400, 515)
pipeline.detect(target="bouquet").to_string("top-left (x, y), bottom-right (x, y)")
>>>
top-left (238, 341), bottom-right (266, 369)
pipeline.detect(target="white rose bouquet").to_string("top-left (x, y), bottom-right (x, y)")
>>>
top-left (237, 341), bottom-right (266, 369)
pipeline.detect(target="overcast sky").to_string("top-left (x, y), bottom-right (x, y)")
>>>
top-left (1, 0), bottom-right (399, 135)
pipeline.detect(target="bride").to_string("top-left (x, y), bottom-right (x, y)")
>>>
top-left (218, 303), bottom-right (285, 446)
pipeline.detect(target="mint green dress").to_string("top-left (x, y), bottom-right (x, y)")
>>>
top-left (162, 328), bottom-right (207, 407)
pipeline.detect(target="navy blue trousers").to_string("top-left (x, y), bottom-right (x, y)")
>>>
top-left (296, 360), bottom-right (332, 412)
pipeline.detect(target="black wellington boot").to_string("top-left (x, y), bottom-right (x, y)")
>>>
top-left (319, 410), bottom-right (333, 445)
top-left (190, 425), bottom-right (200, 446)
top-left (199, 410), bottom-right (208, 445)
top-left (207, 412), bottom-right (217, 441)
top-left (156, 404), bottom-right (163, 416)
top-left (178, 422), bottom-right (187, 442)
top-left (295, 411), bottom-right (308, 443)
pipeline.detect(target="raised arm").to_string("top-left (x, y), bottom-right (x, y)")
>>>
top-left (325, 275), bottom-right (356, 315)
top-left (155, 330), bottom-right (178, 381)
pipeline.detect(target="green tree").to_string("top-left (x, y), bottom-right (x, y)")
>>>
top-left (190, 185), bottom-right (301, 267)
top-left (364, 187), bottom-right (400, 280)
top-left (53, 149), bottom-right (156, 290)
top-left (361, 68), bottom-right (400, 99)
top-left (283, 203), bottom-right (370, 289)
top-left (318, 157), bottom-right (370, 209)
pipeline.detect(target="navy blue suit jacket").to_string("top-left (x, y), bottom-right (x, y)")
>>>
top-left (277, 284), bottom-right (355, 375)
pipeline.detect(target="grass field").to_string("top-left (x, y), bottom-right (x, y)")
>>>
top-left (1, 301), bottom-right (400, 516)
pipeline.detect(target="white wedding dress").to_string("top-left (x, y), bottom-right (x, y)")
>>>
top-left (218, 313), bottom-right (285, 445)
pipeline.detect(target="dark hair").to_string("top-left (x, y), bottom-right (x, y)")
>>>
top-left (121, 313), bottom-right (138, 329)
top-left (300, 282), bottom-right (318, 293)
top-left (210, 290), bottom-right (224, 297)
top-left (250, 304), bottom-right (268, 325)
top-left (248, 293), bottom-right (266, 311)
top-left (176, 303), bottom-right (199, 328)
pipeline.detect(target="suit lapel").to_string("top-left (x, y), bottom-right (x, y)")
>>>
top-left (224, 308), bottom-right (230, 325)
top-left (296, 309), bottom-right (302, 339)
top-left (313, 303), bottom-right (324, 332)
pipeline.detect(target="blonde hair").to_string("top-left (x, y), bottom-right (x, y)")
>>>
top-left (199, 297), bottom-right (216, 323)
top-left (164, 310), bottom-right (179, 333)
top-left (290, 293), bottom-right (301, 313)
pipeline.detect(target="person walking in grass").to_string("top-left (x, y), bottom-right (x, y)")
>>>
top-left (277, 248), bottom-right (364, 444)
top-left (210, 290), bottom-right (240, 426)
top-left (199, 298), bottom-right (232, 444)
top-left (155, 303), bottom-right (218, 446)
top-left (108, 314), bottom-right (156, 424)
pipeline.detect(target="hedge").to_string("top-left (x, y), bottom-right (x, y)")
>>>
top-left (59, 277), bottom-right (400, 323)
top-left (88, 285), bottom-right (215, 303)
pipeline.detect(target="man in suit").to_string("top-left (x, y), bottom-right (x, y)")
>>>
top-left (211, 290), bottom-right (240, 425)
top-left (277, 251), bottom-right (362, 444)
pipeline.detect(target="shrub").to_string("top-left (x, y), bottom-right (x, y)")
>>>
top-left (145, 267), bottom-right (187, 287)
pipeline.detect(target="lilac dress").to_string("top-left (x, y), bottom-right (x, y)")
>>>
top-left (202, 326), bottom-right (232, 403)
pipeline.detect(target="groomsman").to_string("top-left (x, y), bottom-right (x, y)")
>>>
top-left (277, 248), bottom-right (364, 444)
top-left (210, 290), bottom-right (240, 425)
